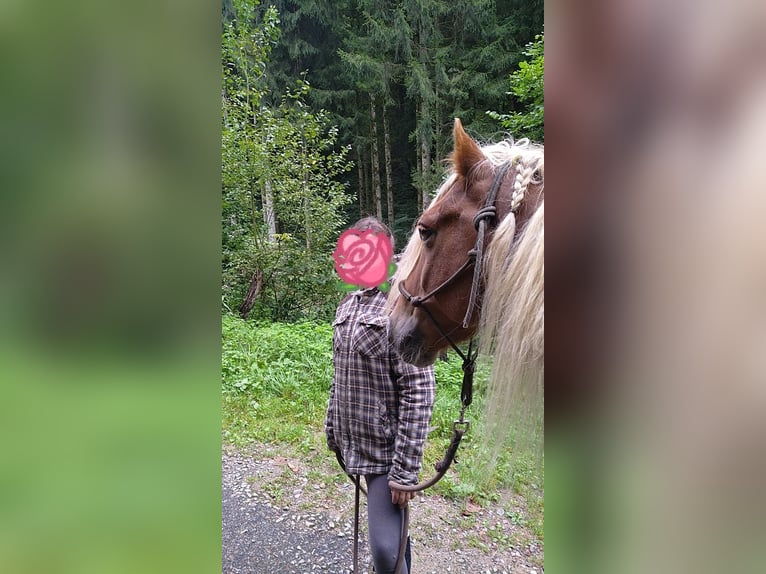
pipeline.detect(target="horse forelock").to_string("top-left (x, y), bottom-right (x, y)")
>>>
top-left (482, 139), bottom-right (543, 169)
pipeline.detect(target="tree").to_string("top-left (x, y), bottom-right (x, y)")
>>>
top-left (222, 0), bottom-right (278, 317)
top-left (488, 32), bottom-right (544, 142)
top-left (221, 1), bottom-right (544, 318)
top-left (222, 1), bottom-right (354, 321)
top-left (254, 0), bottom-right (543, 242)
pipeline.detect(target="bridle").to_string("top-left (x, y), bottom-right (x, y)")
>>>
top-left (397, 160), bottom-right (514, 365)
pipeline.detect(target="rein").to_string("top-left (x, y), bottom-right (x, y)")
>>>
top-left (391, 160), bottom-right (513, 493)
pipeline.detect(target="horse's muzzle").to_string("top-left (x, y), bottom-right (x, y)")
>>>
top-left (388, 313), bottom-right (438, 367)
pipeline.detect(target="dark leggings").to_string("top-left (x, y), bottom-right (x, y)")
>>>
top-left (365, 474), bottom-right (411, 574)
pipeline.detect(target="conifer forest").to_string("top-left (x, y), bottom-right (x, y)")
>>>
top-left (221, 0), bottom-right (543, 321)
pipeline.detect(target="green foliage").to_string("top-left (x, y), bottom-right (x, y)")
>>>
top-left (221, 315), bottom-right (334, 448)
top-left (260, 1), bottom-right (543, 220)
top-left (258, 83), bottom-right (354, 249)
top-left (221, 314), bottom-right (333, 397)
top-left (221, 1), bottom-right (279, 115)
top-left (222, 2), bottom-right (544, 321)
top-left (488, 32), bottom-right (544, 142)
top-left (222, 1), bottom-right (354, 322)
top-left (221, 316), bottom-right (543, 541)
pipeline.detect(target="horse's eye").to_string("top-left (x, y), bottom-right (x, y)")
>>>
top-left (418, 226), bottom-right (435, 243)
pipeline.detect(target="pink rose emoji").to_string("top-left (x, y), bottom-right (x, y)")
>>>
top-left (333, 229), bottom-right (394, 290)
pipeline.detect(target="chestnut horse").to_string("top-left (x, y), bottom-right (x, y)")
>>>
top-left (388, 119), bottom-right (544, 452)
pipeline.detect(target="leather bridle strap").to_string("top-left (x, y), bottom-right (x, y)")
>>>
top-left (397, 254), bottom-right (476, 310)
top-left (463, 160), bottom-right (513, 328)
top-left (396, 160), bottom-right (513, 336)
top-left (398, 280), bottom-right (473, 364)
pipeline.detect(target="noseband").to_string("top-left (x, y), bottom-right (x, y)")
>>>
top-left (397, 160), bottom-right (514, 363)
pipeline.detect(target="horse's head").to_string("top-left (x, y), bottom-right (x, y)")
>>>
top-left (388, 119), bottom-right (544, 366)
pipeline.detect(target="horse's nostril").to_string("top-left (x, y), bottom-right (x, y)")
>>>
top-left (401, 333), bottom-right (416, 349)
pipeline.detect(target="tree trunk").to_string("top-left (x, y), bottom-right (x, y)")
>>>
top-left (263, 179), bottom-right (277, 240)
top-left (416, 143), bottom-right (423, 213)
top-left (370, 94), bottom-right (382, 220)
top-left (420, 97), bottom-right (431, 212)
top-left (359, 145), bottom-right (369, 215)
top-left (303, 169), bottom-right (311, 251)
top-left (238, 269), bottom-right (263, 319)
top-left (356, 146), bottom-right (364, 217)
top-left (383, 106), bottom-right (394, 228)
top-left (435, 81), bottom-right (442, 163)
top-left (417, 19), bottom-right (432, 213)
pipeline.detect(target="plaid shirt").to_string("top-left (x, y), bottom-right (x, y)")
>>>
top-left (325, 289), bottom-right (435, 485)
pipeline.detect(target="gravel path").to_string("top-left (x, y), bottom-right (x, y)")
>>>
top-left (223, 474), bottom-right (353, 572)
top-left (223, 444), bottom-right (543, 574)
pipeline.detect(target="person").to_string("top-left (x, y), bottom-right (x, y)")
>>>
top-left (326, 217), bottom-right (436, 574)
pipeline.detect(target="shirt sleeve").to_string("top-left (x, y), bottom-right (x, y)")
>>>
top-left (325, 303), bottom-right (345, 455)
top-left (388, 355), bottom-right (436, 485)
top-left (325, 377), bottom-right (340, 454)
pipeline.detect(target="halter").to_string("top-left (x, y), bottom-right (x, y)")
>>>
top-left (397, 159), bottom-right (514, 363)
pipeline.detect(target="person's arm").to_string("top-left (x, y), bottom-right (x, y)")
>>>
top-left (326, 301), bottom-right (348, 456)
top-left (388, 356), bottom-right (436, 489)
top-left (325, 375), bottom-right (341, 454)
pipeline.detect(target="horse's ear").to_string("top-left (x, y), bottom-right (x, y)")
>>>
top-left (452, 118), bottom-right (484, 178)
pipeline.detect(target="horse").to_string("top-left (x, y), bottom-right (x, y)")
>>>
top-left (387, 118), bottom-right (544, 455)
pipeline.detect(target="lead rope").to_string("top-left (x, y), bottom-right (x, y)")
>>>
top-left (389, 343), bottom-right (478, 574)
top-left (394, 504), bottom-right (409, 574)
top-left (345, 353), bottom-right (475, 574)
top-left (344, 341), bottom-right (477, 574)
top-left (353, 475), bottom-right (361, 574)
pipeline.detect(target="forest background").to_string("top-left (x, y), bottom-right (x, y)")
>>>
top-left (220, 0), bottom-right (546, 544)
top-left (221, 0), bottom-right (543, 321)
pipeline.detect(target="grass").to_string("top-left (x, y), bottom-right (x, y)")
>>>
top-left (221, 313), bottom-right (543, 542)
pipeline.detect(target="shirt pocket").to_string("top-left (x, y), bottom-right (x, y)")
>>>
top-left (332, 307), bottom-right (351, 352)
top-left (354, 314), bottom-right (388, 358)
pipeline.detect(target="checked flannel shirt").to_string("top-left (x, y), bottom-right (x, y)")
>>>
top-left (325, 288), bottom-right (435, 485)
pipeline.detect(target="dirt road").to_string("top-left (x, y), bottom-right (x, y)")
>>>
top-left (222, 446), bottom-right (543, 574)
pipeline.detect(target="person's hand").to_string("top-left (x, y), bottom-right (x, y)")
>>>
top-left (390, 485), bottom-right (416, 508)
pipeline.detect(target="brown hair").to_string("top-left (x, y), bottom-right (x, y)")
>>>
top-left (351, 217), bottom-right (395, 251)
